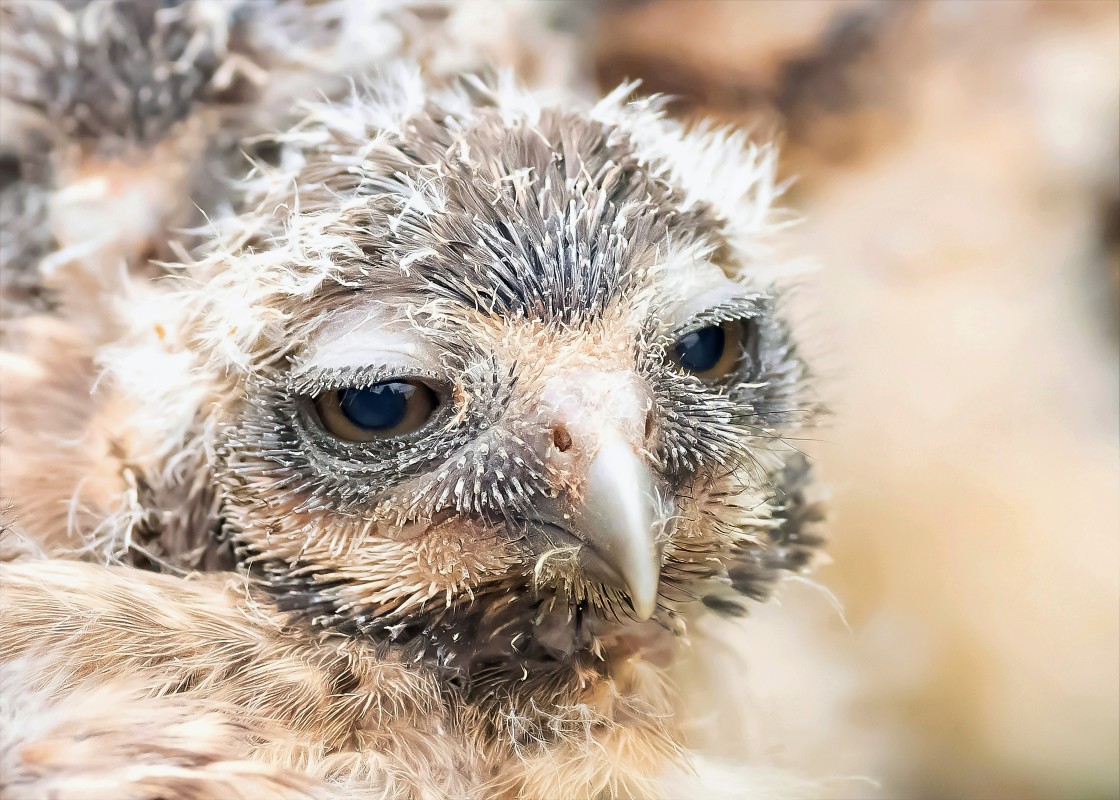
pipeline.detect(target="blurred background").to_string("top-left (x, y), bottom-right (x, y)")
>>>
top-left (586, 1), bottom-right (1119, 798)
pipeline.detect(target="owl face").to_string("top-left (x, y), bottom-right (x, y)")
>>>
top-left (194, 77), bottom-right (812, 667)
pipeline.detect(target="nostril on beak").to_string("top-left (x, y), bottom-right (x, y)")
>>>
top-left (643, 408), bottom-right (656, 441)
top-left (550, 423), bottom-right (574, 453)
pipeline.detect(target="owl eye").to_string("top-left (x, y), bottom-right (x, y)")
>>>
top-left (672, 320), bottom-right (744, 379)
top-left (314, 380), bottom-right (438, 442)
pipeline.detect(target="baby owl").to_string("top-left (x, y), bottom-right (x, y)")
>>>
top-left (0, 68), bottom-right (822, 799)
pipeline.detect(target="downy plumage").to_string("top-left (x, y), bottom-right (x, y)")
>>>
top-left (0, 12), bottom-right (825, 800)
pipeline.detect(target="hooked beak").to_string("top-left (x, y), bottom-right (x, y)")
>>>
top-left (533, 369), bottom-right (664, 620)
top-left (569, 433), bottom-right (662, 621)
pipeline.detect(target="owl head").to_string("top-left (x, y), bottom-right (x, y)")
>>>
top-left (126, 70), bottom-right (820, 673)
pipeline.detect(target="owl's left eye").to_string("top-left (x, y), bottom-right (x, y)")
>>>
top-left (671, 320), bottom-right (744, 379)
top-left (314, 380), bottom-right (439, 442)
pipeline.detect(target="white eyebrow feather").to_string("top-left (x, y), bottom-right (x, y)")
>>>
top-left (658, 261), bottom-right (750, 328)
top-left (294, 305), bottom-right (439, 374)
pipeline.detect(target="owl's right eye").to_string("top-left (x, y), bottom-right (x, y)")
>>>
top-left (314, 380), bottom-right (439, 442)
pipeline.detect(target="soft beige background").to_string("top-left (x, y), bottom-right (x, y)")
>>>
top-left (596, 2), bottom-right (1120, 797)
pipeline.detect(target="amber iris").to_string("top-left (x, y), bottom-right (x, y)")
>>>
top-left (315, 381), bottom-right (438, 441)
top-left (672, 320), bottom-right (742, 379)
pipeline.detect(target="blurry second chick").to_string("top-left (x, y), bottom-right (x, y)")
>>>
top-left (0, 0), bottom-right (583, 331)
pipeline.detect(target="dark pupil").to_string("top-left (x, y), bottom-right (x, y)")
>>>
top-left (339, 382), bottom-right (413, 430)
top-left (675, 325), bottom-right (726, 373)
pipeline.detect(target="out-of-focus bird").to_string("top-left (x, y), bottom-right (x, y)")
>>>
top-left (0, 0), bottom-right (585, 332)
top-left (0, 67), bottom-right (822, 799)
top-left (0, 0), bottom-right (287, 328)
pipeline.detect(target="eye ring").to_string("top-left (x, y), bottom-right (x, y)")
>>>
top-left (314, 380), bottom-right (440, 442)
top-left (671, 319), bottom-right (746, 379)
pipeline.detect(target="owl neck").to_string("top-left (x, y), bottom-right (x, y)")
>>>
top-left (262, 562), bottom-right (683, 682)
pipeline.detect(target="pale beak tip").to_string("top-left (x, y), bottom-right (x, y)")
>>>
top-left (621, 557), bottom-right (661, 621)
top-left (629, 586), bottom-right (658, 622)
